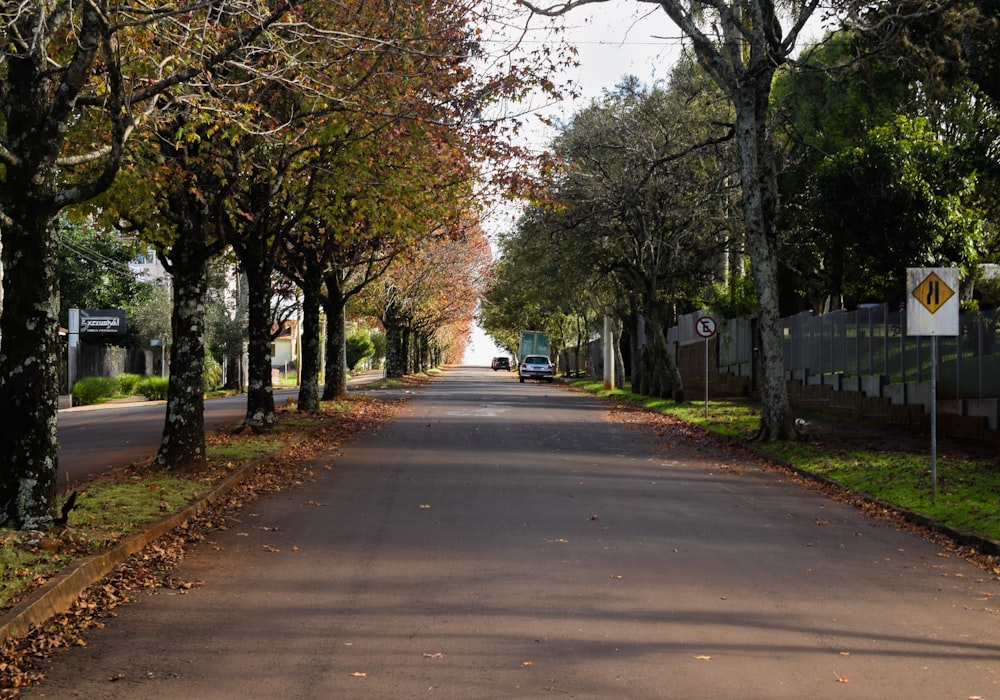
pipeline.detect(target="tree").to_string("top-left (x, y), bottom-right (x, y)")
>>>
top-left (346, 330), bottom-right (376, 370)
top-left (523, 0), bottom-right (823, 439)
top-left (812, 116), bottom-right (984, 303)
top-left (0, 1), bottom-right (295, 527)
top-left (844, 0), bottom-right (1000, 105)
top-left (773, 31), bottom-right (995, 309)
top-left (363, 223), bottom-right (491, 376)
top-left (549, 72), bottom-right (735, 398)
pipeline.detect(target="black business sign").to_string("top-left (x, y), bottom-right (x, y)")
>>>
top-left (80, 309), bottom-right (126, 337)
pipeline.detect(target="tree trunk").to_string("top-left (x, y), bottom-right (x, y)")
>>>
top-left (383, 301), bottom-right (407, 378)
top-left (401, 327), bottom-right (413, 375)
top-left (651, 319), bottom-right (684, 402)
top-left (0, 211), bottom-right (61, 530)
top-left (732, 83), bottom-right (797, 440)
top-left (156, 236), bottom-right (210, 472)
top-left (321, 269), bottom-right (348, 400)
top-left (630, 312), bottom-right (644, 391)
top-left (296, 258), bottom-right (324, 412)
top-left (244, 253), bottom-right (276, 433)
top-left (0, 3), bottom-right (106, 529)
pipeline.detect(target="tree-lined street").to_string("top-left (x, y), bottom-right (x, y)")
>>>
top-left (26, 368), bottom-right (1000, 698)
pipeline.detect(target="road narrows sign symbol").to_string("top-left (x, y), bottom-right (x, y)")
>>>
top-left (912, 272), bottom-right (955, 314)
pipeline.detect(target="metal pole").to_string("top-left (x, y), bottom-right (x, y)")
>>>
top-left (603, 314), bottom-right (615, 391)
top-left (704, 336), bottom-right (709, 418)
top-left (931, 336), bottom-right (938, 503)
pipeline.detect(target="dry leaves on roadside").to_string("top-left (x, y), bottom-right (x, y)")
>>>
top-left (1, 395), bottom-right (408, 697)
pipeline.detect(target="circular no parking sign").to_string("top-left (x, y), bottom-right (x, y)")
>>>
top-left (695, 315), bottom-right (717, 339)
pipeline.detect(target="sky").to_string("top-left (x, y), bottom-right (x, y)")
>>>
top-left (462, 1), bottom-right (682, 365)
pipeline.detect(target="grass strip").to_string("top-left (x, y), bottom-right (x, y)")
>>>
top-left (573, 380), bottom-right (1000, 543)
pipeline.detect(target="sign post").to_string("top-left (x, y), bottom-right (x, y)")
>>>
top-left (695, 315), bottom-right (718, 418)
top-left (905, 268), bottom-right (959, 502)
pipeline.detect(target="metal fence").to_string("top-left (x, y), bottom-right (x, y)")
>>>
top-left (691, 306), bottom-right (1000, 401)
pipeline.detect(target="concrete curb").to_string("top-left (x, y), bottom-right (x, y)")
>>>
top-left (1, 374), bottom-right (401, 643)
top-left (0, 452), bottom-right (266, 642)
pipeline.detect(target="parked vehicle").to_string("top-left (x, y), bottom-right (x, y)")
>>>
top-left (519, 355), bottom-right (554, 383)
top-left (491, 357), bottom-right (511, 371)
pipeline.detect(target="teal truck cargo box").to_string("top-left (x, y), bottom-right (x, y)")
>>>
top-left (518, 331), bottom-right (550, 361)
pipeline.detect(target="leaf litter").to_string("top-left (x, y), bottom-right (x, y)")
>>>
top-left (1, 394), bottom-right (406, 697)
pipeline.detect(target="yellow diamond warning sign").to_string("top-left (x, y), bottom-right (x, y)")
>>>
top-left (906, 267), bottom-right (959, 336)
top-left (912, 272), bottom-right (955, 314)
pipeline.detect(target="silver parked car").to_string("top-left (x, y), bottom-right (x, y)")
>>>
top-left (519, 355), bottom-right (554, 383)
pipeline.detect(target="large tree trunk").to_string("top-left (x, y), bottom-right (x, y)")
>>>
top-left (0, 211), bottom-right (61, 530)
top-left (732, 82), bottom-right (796, 440)
top-left (321, 269), bottom-right (348, 400)
top-left (244, 255), bottom-right (276, 433)
top-left (632, 286), bottom-right (684, 401)
top-left (0, 3), bottom-right (108, 529)
top-left (156, 236), bottom-right (210, 472)
top-left (296, 257), bottom-right (324, 412)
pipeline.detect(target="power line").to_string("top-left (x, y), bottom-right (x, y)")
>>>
top-left (58, 236), bottom-right (142, 283)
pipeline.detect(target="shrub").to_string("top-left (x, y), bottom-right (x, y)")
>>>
top-left (346, 330), bottom-right (375, 370)
top-left (71, 376), bottom-right (118, 406)
top-left (116, 373), bottom-right (144, 396)
top-left (136, 376), bottom-right (169, 401)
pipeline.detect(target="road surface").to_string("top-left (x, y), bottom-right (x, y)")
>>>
top-left (28, 366), bottom-right (1000, 698)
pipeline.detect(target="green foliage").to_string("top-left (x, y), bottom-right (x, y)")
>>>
top-left (136, 376), bottom-right (169, 401)
top-left (709, 274), bottom-right (757, 318)
top-left (130, 284), bottom-right (173, 345)
top-left (58, 216), bottom-right (156, 347)
top-left (484, 65), bottom-right (735, 363)
top-left (346, 330), bottom-right (376, 370)
top-left (369, 330), bottom-right (387, 368)
top-left (775, 32), bottom-right (994, 309)
top-left (71, 377), bottom-right (118, 406)
top-left (810, 115), bottom-right (984, 301)
top-left (204, 349), bottom-right (223, 392)
top-left (972, 272), bottom-right (1000, 310)
top-left (116, 373), bottom-right (144, 395)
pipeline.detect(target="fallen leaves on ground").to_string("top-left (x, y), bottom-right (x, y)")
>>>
top-left (0, 394), bottom-right (406, 697)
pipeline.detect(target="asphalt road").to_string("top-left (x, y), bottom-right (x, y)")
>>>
top-left (28, 366), bottom-right (1000, 698)
top-left (56, 372), bottom-right (382, 485)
